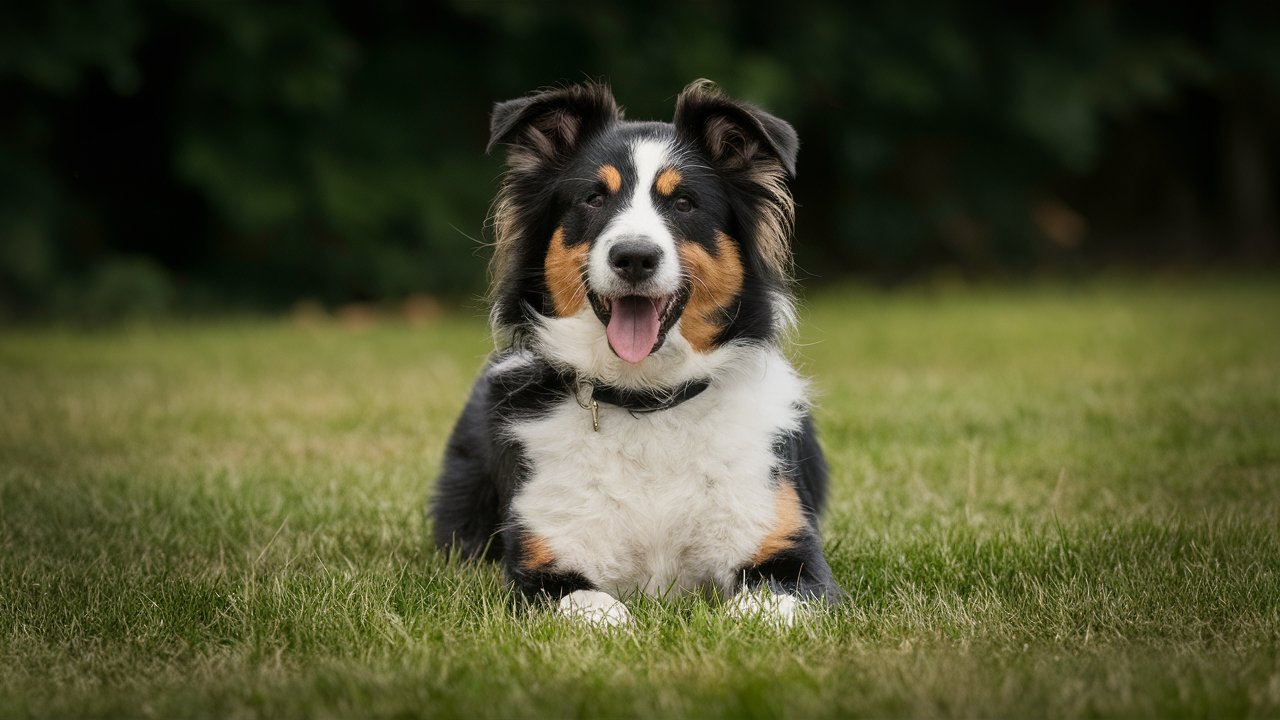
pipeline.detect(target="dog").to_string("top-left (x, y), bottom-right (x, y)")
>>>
top-left (430, 80), bottom-right (839, 625)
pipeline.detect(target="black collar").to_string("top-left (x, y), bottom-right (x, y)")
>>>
top-left (559, 371), bottom-right (711, 415)
top-left (589, 378), bottom-right (711, 414)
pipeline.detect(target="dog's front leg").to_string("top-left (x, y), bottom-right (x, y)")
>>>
top-left (728, 480), bottom-right (841, 626)
top-left (504, 528), bottom-right (632, 627)
top-left (729, 529), bottom-right (839, 626)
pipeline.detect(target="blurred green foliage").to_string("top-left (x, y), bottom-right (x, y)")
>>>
top-left (1, 1), bottom-right (1277, 319)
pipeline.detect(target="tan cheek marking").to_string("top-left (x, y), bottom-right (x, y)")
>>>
top-left (751, 482), bottom-right (807, 566)
top-left (544, 227), bottom-right (589, 317)
top-left (655, 168), bottom-right (682, 196)
top-left (676, 231), bottom-right (744, 352)
top-left (521, 533), bottom-right (556, 571)
top-left (598, 164), bottom-right (622, 193)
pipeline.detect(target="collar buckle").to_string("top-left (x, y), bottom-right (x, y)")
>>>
top-left (573, 380), bottom-right (600, 432)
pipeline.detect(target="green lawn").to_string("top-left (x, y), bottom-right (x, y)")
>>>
top-left (2, 276), bottom-right (1279, 719)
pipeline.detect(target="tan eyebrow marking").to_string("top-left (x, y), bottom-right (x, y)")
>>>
top-left (598, 164), bottom-right (622, 193)
top-left (655, 168), bottom-right (682, 196)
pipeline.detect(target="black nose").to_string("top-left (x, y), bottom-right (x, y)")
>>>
top-left (608, 239), bottom-right (662, 284)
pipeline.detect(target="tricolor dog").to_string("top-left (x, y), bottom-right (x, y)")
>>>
top-left (431, 80), bottom-right (839, 625)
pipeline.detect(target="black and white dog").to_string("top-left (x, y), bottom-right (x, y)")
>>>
top-left (431, 80), bottom-right (839, 625)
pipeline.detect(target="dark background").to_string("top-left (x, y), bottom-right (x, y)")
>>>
top-left (2, 1), bottom-right (1277, 321)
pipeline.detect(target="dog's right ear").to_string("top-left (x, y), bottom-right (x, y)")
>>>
top-left (486, 83), bottom-right (622, 165)
top-left (674, 79), bottom-right (799, 178)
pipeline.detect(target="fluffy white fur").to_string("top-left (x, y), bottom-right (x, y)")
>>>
top-left (509, 325), bottom-right (807, 601)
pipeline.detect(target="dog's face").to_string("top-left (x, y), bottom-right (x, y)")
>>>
top-left (551, 126), bottom-right (750, 363)
top-left (487, 81), bottom-right (798, 365)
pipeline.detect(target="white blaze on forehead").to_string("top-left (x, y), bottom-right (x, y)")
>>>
top-left (630, 139), bottom-right (670, 204)
top-left (588, 139), bottom-right (681, 296)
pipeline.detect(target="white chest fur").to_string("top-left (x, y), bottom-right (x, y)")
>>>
top-left (508, 346), bottom-right (806, 597)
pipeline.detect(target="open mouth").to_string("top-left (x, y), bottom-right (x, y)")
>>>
top-left (588, 286), bottom-right (691, 364)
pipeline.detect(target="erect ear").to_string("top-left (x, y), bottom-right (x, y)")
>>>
top-left (673, 79), bottom-right (799, 178)
top-left (486, 82), bottom-right (622, 164)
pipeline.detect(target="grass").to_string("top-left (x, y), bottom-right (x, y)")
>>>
top-left (2, 275), bottom-right (1279, 719)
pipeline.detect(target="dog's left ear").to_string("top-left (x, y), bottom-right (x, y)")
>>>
top-left (674, 79), bottom-right (799, 178)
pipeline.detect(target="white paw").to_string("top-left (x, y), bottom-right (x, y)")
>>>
top-left (727, 588), bottom-right (803, 627)
top-left (558, 590), bottom-right (632, 627)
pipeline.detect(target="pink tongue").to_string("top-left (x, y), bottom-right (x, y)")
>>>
top-left (606, 296), bottom-right (661, 364)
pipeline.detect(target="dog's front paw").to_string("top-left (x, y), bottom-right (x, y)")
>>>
top-left (727, 588), bottom-right (803, 627)
top-left (558, 590), bottom-right (632, 627)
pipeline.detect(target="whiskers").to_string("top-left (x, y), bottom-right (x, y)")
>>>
top-left (566, 274), bottom-right (592, 315)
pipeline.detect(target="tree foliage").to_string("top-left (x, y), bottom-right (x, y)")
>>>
top-left (1, 1), bottom-right (1277, 318)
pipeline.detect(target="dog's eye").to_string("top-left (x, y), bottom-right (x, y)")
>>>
top-left (674, 196), bottom-right (694, 213)
top-left (585, 194), bottom-right (605, 209)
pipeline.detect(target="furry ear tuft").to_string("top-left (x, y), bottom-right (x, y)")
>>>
top-left (487, 82), bottom-right (622, 164)
top-left (673, 80), bottom-right (798, 286)
top-left (673, 79), bottom-right (799, 178)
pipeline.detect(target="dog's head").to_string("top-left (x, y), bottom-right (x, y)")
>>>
top-left (487, 80), bottom-right (798, 369)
